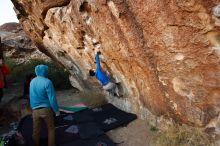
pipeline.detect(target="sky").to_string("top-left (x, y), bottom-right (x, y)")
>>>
top-left (0, 0), bottom-right (18, 25)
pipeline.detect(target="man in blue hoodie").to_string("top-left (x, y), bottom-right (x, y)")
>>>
top-left (30, 64), bottom-right (59, 146)
top-left (89, 51), bottom-right (120, 96)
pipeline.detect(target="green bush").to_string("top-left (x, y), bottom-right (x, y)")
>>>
top-left (4, 57), bottom-right (16, 69)
top-left (5, 58), bottom-right (72, 90)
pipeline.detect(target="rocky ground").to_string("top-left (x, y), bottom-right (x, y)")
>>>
top-left (0, 83), bottom-right (151, 146)
top-left (107, 119), bottom-right (152, 146)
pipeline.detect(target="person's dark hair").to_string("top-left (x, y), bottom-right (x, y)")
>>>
top-left (89, 69), bottom-right (95, 76)
top-left (97, 51), bottom-right (101, 55)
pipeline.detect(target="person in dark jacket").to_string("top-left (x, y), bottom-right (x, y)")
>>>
top-left (89, 51), bottom-right (120, 96)
top-left (23, 73), bottom-right (35, 99)
top-left (30, 64), bottom-right (59, 146)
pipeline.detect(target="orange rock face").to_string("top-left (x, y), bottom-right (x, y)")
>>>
top-left (11, 0), bottom-right (220, 126)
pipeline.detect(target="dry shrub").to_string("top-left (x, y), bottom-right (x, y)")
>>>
top-left (79, 90), bottom-right (107, 107)
top-left (152, 124), bottom-right (215, 146)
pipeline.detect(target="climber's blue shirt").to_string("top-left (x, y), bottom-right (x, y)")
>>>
top-left (95, 53), bottom-right (110, 86)
top-left (30, 64), bottom-right (59, 113)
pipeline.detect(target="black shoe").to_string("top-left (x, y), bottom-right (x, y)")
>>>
top-left (115, 82), bottom-right (121, 85)
top-left (113, 93), bottom-right (123, 97)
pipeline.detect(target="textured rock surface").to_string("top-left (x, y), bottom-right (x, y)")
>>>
top-left (0, 22), bottom-right (49, 64)
top-left (11, 0), bottom-right (220, 126)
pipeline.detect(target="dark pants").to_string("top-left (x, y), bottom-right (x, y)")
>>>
top-left (0, 88), bottom-right (3, 103)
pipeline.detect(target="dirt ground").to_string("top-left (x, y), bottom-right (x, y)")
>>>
top-left (107, 119), bottom-right (152, 146)
top-left (0, 84), bottom-right (151, 146)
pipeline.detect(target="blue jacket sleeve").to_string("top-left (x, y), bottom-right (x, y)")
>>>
top-left (46, 81), bottom-right (59, 113)
top-left (95, 53), bottom-right (101, 71)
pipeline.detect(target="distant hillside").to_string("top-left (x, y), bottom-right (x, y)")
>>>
top-left (0, 22), bottom-right (49, 64)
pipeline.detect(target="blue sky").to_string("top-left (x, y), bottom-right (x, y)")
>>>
top-left (0, 0), bottom-right (18, 25)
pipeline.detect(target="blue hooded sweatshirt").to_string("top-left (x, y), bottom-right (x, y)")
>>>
top-left (30, 64), bottom-right (59, 113)
top-left (95, 53), bottom-right (110, 86)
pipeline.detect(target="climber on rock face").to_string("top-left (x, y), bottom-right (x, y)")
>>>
top-left (89, 51), bottom-right (121, 97)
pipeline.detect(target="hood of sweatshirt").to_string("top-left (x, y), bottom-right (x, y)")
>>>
top-left (35, 64), bottom-right (48, 77)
